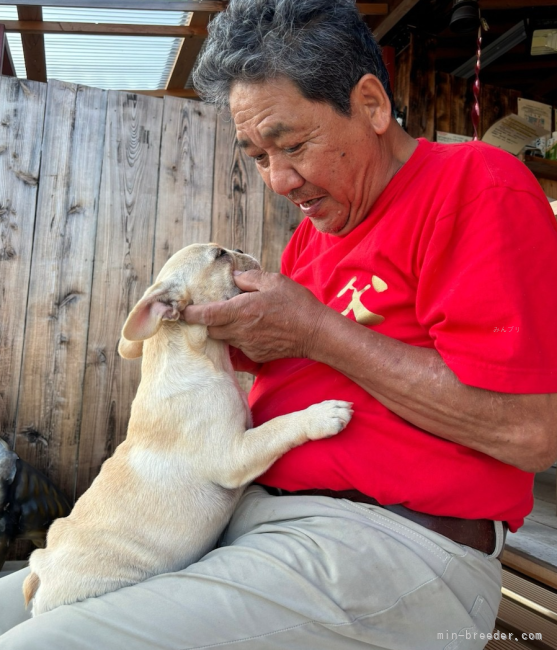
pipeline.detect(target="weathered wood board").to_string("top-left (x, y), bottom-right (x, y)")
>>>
top-left (435, 72), bottom-right (475, 138)
top-left (76, 91), bottom-right (164, 498)
top-left (15, 81), bottom-right (107, 497)
top-left (211, 114), bottom-right (266, 258)
top-left (0, 78), bottom-right (46, 448)
top-left (262, 186), bottom-right (303, 274)
top-left (154, 96), bottom-right (217, 271)
top-left (1, 75), bottom-right (298, 523)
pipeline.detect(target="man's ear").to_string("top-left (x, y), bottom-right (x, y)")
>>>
top-left (351, 73), bottom-right (392, 135)
top-left (121, 282), bottom-right (190, 343)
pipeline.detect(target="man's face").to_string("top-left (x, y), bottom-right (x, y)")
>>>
top-left (230, 77), bottom-right (385, 236)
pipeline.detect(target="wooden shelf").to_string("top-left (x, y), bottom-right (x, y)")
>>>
top-left (524, 156), bottom-right (557, 181)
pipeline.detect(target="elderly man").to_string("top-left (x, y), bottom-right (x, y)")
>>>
top-left (1, 1), bottom-right (556, 648)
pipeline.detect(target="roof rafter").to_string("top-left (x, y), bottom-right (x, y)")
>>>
top-left (166, 11), bottom-right (208, 90)
top-left (355, 3), bottom-right (388, 16)
top-left (1, 20), bottom-right (208, 36)
top-left (129, 88), bottom-right (198, 97)
top-left (1, 0), bottom-right (225, 10)
top-left (2, 1), bottom-right (389, 16)
top-left (16, 5), bottom-right (47, 81)
top-left (369, 0), bottom-right (422, 42)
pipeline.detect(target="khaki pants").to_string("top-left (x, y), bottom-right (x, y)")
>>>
top-left (0, 486), bottom-right (502, 649)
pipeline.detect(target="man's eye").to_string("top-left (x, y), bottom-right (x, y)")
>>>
top-left (284, 143), bottom-right (302, 154)
top-left (254, 153), bottom-right (267, 163)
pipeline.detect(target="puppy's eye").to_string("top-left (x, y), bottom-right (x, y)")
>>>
top-left (214, 248), bottom-right (228, 259)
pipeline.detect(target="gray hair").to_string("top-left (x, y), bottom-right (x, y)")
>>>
top-left (192, 0), bottom-right (393, 116)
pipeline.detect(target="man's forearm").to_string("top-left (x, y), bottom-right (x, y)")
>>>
top-left (309, 307), bottom-right (557, 473)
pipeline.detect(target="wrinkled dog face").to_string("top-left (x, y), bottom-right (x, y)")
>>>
top-left (156, 244), bottom-right (260, 306)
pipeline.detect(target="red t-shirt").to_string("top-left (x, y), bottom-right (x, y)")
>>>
top-left (251, 138), bottom-right (557, 532)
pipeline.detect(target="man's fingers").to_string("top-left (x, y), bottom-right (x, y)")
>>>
top-left (182, 292), bottom-right (253, 327)
top-left (182, 302), bottom-right (230, 327)
top-left (233, 269), bottom-right (265, 292)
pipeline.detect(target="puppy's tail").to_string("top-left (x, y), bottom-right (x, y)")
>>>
top-left (22, 572), bottom-right (40, 608)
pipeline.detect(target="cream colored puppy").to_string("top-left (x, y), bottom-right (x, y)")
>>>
top-left (23, 243), bottom-right (353, 616)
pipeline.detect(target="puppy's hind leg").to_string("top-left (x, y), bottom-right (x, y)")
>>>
top-left (219, 400), bottom-right (353, 489)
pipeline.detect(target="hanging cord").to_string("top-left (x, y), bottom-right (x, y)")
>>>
top-left (471, 17), bottom-right (489, 141)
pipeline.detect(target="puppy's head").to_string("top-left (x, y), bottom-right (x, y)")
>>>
top-left (118, 244), bottom-right (260, 359)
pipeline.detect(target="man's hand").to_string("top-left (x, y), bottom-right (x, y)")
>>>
top-left (183, 269), bottom-right (557, 472)
top-left (182, 270), bottom-right (329, 364)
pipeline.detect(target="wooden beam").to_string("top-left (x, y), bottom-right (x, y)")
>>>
top-left (371, 0), bottom-right (422, 42)
top-left (356, 4), bottom-right (388, 16)
top-left (3, 0), bottom-right (389, 15)
top-left (2, 1), bottom-right (225, 10)
top-left (126, 88), bottom-right (199, 98)
top-left (2, 20), bottom-right (208, 37)
top-left (17, 6), bottom-right (47, 82)
top-left (502, 547), bottom-right (557, 600)
top-left (166, 12), bottom-right (208, 90)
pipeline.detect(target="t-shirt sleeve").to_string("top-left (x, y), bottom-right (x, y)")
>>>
top-left (416, 185), bottom-right (557, 393)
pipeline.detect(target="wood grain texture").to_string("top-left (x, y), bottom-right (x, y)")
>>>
top-left (371, 0), bottom-right (421, 41)
top-left (75, 91), bottom-right (163, 498)
top-left (435, 72), bottom-right (475, 138)
top-left (393, 43), bottom-right (410, 117)
top-left (166, 12), bottom-right (209, 90)
top-left (154, 96), bottom-right (217, 272)
top-left (15, 81), bottom-right (108, 498)
top-left (0, 77), bottom-right (47, 447)
top-left (17, 6), bottom-right (47, 83)
top-left (211, 114), bottom-right (265, 259)
top-left (406, 31), bottom-right (437, 140)
top-left (2, 20), bottom-right (208, 37)
top-left (261, 187), bottom-right (303, 274)
top-left (479, 83), bottom-right (522, 140)
top-left (536, 178), bottom-right (557, 200)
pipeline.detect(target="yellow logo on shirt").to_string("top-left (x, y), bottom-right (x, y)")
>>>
top-left (337, 276), bottom-right (387, 325)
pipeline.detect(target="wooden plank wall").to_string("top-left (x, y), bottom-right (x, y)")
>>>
top-left (394, 32), bottom-right (522, 140)
top-left (0, 76), bottom-right (302, 532)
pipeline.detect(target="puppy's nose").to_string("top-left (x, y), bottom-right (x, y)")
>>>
top-left (234, 249), bottom-right (244, 254)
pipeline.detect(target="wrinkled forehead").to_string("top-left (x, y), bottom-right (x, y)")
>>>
top-left (230, 78), bottom-right (309, 144)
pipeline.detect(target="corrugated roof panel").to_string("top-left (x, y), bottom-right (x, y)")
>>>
top-left (0, 5), bottom-right (26, 77)
top-left (0, 5), bottom-right (192, 89)
top-left (0, 5), bottom-right (17, 19)
top-left (3, 34), bottom-right (26, 78)
top-left (42, 7), bottom-right (192, 26)
top-left (43, 34), bottom-right (183, 89)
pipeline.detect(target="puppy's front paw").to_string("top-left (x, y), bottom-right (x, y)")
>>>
top-left (303, 400), bottom-right (353, 440)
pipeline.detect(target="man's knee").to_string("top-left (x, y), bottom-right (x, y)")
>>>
top-left (0, 618), bottom-right (61, 650)
top-left (0, 569), bottom-right (32, 637)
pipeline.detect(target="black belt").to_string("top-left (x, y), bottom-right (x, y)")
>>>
top-left (260, 486), bottom-right (507, 556)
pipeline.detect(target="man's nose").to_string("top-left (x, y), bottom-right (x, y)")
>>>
top-left (266, 158), bottom-right (304, 196)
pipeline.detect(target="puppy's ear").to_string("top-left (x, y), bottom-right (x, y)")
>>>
top-left (118, 337), bottom-right (144, 359)
top-left (122, 282), bottom-right (190, 343)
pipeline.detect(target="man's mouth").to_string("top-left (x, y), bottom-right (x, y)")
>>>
top-left (297, 196), bottom-right (325, 216)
